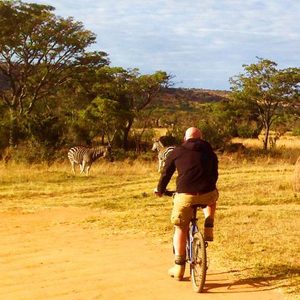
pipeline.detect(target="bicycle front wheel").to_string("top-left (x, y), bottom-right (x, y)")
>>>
top-left (190, 232), bottom-right (207, 293)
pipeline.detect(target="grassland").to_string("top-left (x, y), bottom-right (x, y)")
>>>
top-left (0, 144), bottom-right (299, 298)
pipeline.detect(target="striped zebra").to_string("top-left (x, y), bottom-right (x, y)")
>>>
top-left (68, 145), bottom-right (112, 175)
top-left (152, 139), bottom-right (176, 173)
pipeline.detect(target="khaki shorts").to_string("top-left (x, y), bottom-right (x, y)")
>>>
top-left (171, 189), bottom-right (219, 228)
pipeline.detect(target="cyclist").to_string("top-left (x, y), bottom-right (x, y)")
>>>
top-left (154, 127), bottom-right (219, 281)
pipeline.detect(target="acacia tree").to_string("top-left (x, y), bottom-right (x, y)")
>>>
top-left (229, 58), bottom-right (300, 150)
top-left (0, 1), bottom-right (99, 146)
top-left (123, 70), bottom-right (170, 149)
top-left (80, 97), bottom-right (126, 145)
top-left (87, 66), bottom-right (170, 149)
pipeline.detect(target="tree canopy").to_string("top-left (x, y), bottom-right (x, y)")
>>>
top-left (0, 0), bottom-right (171, 157)
top-left (229, 58), bottom-right (300, 150)
top-left (0, 2), bottom-right (299, 162)
top-left (0, 0), bottom-right (108, 146)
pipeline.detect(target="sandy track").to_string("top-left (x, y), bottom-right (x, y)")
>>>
top-left (0, 208), bottom-right (284, 300)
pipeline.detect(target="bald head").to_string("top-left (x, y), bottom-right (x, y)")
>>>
top-left (184, 127), bottom-right (203, 141)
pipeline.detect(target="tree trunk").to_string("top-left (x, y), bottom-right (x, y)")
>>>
top-left (263, 123), bottom-right (270, 151)
top-left (123, 118), bottom-right (133, 150)
top-left (8, 108), bottom-right (17, 147)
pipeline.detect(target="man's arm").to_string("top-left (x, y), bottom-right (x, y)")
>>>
top-left (156, 151), bottom-right (176, 194)
top-left (211, 151), bottom-right (219, 183)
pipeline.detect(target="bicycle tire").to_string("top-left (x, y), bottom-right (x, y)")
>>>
top-left (190, 232), bottom-right (207, 293)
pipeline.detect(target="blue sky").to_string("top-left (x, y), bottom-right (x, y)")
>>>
top-left (33, 0), bottom-right (299, 90)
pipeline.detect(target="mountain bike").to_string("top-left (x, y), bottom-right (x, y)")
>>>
top-left (164, 190), bottom-right (208, 293)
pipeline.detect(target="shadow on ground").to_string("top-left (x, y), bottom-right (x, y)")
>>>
top-left (204, 265), bottom-right (299, 295)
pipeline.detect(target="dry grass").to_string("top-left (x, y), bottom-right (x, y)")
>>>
top-left (233, 134), bottom-right (300, 150)
top-left (294, 157), bottom-right (300, 192)
top-left (0, 141), bottom-right (300, 298)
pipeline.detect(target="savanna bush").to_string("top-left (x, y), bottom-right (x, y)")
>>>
top-left (198, 122), bottom-right (232, 150)
top-left (237, 123), bottom-right (261, 138)
top-left (10, 140), bottom-right (59, 164)
top-left (292, 126), bottom-right (300, 136)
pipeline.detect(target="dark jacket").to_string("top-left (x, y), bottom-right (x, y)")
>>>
top-left (157, 138), bottom-right (218, 194)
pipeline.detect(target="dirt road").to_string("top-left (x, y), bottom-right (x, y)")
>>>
top-left (0, 208), bottom-right (284, 300)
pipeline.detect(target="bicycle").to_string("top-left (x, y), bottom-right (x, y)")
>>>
top-left (164, 190), bottom-right (208, 293)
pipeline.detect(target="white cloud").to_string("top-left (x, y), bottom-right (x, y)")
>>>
top-left (32, 0), bottom-right (300, 89)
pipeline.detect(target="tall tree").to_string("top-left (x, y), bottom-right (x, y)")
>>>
top-left (80, 96), bottom-right (125, 144)
top-left (229, 58), bottom-right (300, 150)
top-left (0, 0), bottom-right (100, 146)
top-left (88, 67), bottom-right (170, 149)
top-left (123, 70), bottom-right (170, 149)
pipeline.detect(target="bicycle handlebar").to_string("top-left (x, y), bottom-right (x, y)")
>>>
top-left (153, 188), bottom-right (175, 197)
top-left (163, 190), bottom-right (176, 197)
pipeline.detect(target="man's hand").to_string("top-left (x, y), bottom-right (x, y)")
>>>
top-left (153, 188), bottom-right (163, 197)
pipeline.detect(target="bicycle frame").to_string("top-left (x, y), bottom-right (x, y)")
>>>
top-left (186, 207), bottom-right (199, 265)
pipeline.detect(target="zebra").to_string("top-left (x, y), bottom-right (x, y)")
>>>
top-left (68, 145), bottom-right (112, 175)
top-left (152, 139), bottom-right (176, 173)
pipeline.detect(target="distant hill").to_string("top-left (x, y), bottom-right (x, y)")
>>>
top-left (160, 87), bottom-right (230, 104)
top-left (0, 70), bottom-right (230, 104)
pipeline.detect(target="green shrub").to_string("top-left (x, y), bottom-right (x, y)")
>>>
top-left (11, 140), bottom-right (58, 164)
top-left (198, 121), bottom-right (232, 150)
top-left (292, 126), bottom-right (300, 136)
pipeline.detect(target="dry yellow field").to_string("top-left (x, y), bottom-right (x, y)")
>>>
top-left (0, 140), bottom-right (299, 299)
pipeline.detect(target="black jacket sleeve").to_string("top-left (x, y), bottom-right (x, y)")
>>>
top-left (156, 151), bottom-right (176, 193)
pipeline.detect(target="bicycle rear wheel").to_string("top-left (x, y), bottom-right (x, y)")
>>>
top-left (190, 232), bottom-right (207, 293)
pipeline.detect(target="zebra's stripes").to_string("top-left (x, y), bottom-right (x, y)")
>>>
top-left (152, 140), bottom-right (175, 173)
top-left (68, 145), bottom-right (112, 175)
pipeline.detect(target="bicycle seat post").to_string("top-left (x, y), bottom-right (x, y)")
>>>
top-left (191, 204), bottom-right (206, 221)
top-left (192, 206), bottom-right (198, 221)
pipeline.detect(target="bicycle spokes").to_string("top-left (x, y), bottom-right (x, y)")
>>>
top-left (190, 232), bottom-right (207, 293)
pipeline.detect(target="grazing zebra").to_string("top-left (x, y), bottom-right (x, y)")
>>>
top-left (152, 139), bottom-right (176, 173)
top-left (68, 145), bottom-right (112, 175)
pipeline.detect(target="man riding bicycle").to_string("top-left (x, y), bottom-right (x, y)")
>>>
top-left (154, 127), bottom-right (219, 281)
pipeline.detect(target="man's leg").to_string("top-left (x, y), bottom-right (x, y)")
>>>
top-left (168, 225), bottom-right (187, 280)
top-left (173, 225), bottom-right (187, 256)
top-left (203, 202), bottom-right (216, 219)
top-left (203, 202), bottom-right (216, 241)
top-left (169, 193), bottom-right (193, 280)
